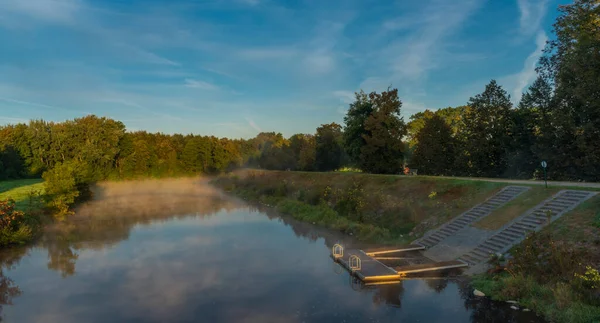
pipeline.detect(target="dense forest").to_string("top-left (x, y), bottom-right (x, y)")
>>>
top-left (0, 0), bottom-right (598, 216)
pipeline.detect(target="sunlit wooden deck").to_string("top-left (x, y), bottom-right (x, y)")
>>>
top-left (395, 260), bottom-right (467, 274)
top-left (364, 244), bottom-right (425, 256)
top-left (331, 245), bottom-right (468, 282)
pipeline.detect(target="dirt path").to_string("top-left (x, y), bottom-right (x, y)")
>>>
top-left (426, 176), bottom-right (600, 189)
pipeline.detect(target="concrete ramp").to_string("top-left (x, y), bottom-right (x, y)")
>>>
top-left (458, 190), bottom-right (597, 265)
top-left (415, 186), bottom-right (530, 248)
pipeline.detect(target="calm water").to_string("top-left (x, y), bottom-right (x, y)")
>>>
top-left (0, 179), bottom-right (544, 323)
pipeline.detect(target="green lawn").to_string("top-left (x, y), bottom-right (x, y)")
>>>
top-left (0, 178), bottom-right (45, 211)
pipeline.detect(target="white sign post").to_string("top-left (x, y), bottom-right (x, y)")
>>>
top-left (541, 161), bottom-right (548, 188)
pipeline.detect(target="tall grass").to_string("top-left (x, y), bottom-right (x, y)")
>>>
top-left (473, 231), bottom-right (600, 323)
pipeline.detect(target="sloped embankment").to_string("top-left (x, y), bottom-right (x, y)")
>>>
top-left (212, 170), bottom-right (505, 244)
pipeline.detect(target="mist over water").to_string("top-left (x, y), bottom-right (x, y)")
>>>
top-left (0, 179), bottom-right (544, 323)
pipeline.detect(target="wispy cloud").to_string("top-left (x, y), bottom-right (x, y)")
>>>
top-left (508, 0), bottom-right (549, 102)
top-left (517, 0), bottom-right (549, 37)
top-left (361, 0), bottom-right (482, 96)
top-left (512, 31), bottom-right (548, 101)
top-left (332, 90), bottom-right (355, 104)
top-left (2, 0), bottom-right (82, 24)
top-left (115, 43), bottom-right (180, 66)
top-left (0, 116), bottom-right (29, 124)
top-left (239, 0), bottom-right (260, 5)
top-left (0, 96), bottom-right (71, 112)
top-left (244, 117), bottom-right (262, 133)
top-left (184, 79), bottom-right (220, 91)
top-left (237, 48), bottom-right (298, 60)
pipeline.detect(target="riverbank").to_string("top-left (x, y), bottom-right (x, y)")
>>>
top-left (211, 169), bottom-right (506, 243)
top-left (0, 179), bottom-right (46, 247)
top-left (471, 195), bottom-right (600, 323)
top-left (213, 169), bottom-right (600, 323)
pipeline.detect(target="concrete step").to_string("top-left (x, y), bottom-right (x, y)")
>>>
top-left (546, 202), bottom-right (572, 209)
top-left (489, 235), bottom-right (513, 245)
top-left (457, 189), bottom-right (597, 266)
top-left (514, 221), bottom-right (537, 230)
top-left (446, 223), bottom-right (463, 231)
top-left (484, 240), bottom-right (506, 250)
top-left (471, 208), bottom-right (491, 215)
top-left (477, 245), bottom-right (499, 254)
top-left (415, 186), bottom-right (532, 249)
top-left (521, 218), bottom-right (545, 226)
top-left (511, 223), bottom-right (536, 232)
top-left (429, 232), bottom-right (445, 241)
top-left (470, 249), bottom-right (490, 259)
top-left (499, 231), bottom-right (522, 240)
top-left (452, 218), bottom-right (470, 226)
top-left (458, 255), bottom-right (478, 265)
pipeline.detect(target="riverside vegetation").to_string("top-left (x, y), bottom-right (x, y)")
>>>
top-left (214, 169), bottom-right (600, 323)
top-left (0, 0), bottom-right (598, 321)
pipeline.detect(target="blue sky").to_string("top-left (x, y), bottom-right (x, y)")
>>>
top-left (0, 0), bottom-right (557, 139)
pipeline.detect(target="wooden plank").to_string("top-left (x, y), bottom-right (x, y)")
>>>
top-left (336, 249), bottom-right (401, 282)
top-left (395, 260), bottom-right (468, 274)
top-left (364, 244), bottom-right (425, 256)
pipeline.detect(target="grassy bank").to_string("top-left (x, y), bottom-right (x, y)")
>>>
top-left (213, 169), bottom-right (506, 243)
top-left (473, 196), bottom-right (600, 323)
top-left (0, 179), bottom-right (46, 247)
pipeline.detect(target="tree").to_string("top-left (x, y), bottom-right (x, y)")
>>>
top-left (456, 80), bottom-right (513, 177)
top-left (411, 115), bottom-right (456, 175)
top-left (343, 91), bottom-right (374, 166)
top-left (43, 160), bottom-right (89, 219)
top-left (359, 88), bottom-right (407, 174)
top-left (297, 135), bottom-right (316, 171)
top-left (510, 76), bottom-right (555, 179)
top-left (537, 0), bottom-right (600, 181)
top-left (406, 110), bottom-right (435, 151)
top-left (182, 136), bottom-right (211, 173)
top-left (315, 123), bottom-right (344, 171)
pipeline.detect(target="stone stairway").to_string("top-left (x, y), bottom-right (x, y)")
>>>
top-left (415, 186), bottom-right (530, 248)
top-left (458, 190), bottom-right (597, 265)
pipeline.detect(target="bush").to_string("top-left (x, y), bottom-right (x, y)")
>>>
top-left (332, 181), bottom-right (366, 221)
top-left (43, 161), bottom-right (89, 219)
top-left (0, 199), bottom-right (33, 246)
top-left (509, 231), bottom-right (587, 284)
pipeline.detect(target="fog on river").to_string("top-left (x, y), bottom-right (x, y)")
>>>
top-left (0, 179), bottom-right (544, 323)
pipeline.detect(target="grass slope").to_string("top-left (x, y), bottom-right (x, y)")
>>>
top-left (0, 178), bottom-right (45, 211)
top-left (214, 170), bottom-right (506, 243)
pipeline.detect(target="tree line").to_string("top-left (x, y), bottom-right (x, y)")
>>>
top-left (239, 0), bottom-right (600, 182)
top-left (0, 0), bottom-right (598, 215)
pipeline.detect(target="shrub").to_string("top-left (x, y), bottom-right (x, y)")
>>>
top-left (43, 161), bottom-right (89, 219)
top-left (0, 199), bottom-right (33, 246)
top-left (509, 231), bottom-right (587, 284)
top-left (332, 181), bottom-right (366, 221)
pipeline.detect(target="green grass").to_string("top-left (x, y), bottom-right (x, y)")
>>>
top-left (543, 196), bottom-right (600, 245)
top-left (232, 187), bottom-right (410, 244)
top-left (0, 179), bottom-right (45, 247)
top-left (0, 178), bottom-right (45, 211)
top-left (214, 170), bottom-right (511, 239)
top-left (473, 273), bottom-right (600, 323)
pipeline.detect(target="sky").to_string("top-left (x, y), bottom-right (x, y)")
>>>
top-left (0, 0), bottom-right (558, 139)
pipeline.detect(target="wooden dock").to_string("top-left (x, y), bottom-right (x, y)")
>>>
top-left (364, 244), bottom-right (425, 256)
top-left (395, 260), bottom-right (467, 274)
top-left (336, 249), bottom-right (401, 282)
top-left (332, 245), bottom-right (468, 283)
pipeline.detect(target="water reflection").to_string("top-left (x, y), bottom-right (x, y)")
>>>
top-left (0, 179), bottom-right (545, 322)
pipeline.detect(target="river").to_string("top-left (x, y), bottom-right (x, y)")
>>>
top-left (0, 179), bottom-right (544, 323)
